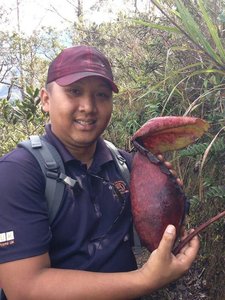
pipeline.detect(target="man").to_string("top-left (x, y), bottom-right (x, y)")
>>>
top-left (0, 45), bottom-right (199, 299)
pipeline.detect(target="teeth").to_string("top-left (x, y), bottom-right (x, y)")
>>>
top-left (76, 120), bottom-right (95, 125)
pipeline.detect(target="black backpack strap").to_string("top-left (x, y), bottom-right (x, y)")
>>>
top-left (18, 135), bottom-right (80, 224)
top-left (104, 140), bottom-right (130, 186)
top-left (18, 135), bottom-right (65, 224)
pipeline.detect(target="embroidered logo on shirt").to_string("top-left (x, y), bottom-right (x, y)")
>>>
top-left (113, 180), bottom-right (128, 194)
top-left (0, 231), bottom-right (15, 247)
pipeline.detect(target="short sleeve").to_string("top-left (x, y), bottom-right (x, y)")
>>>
top-left (0, 148), bottom-right (52, 263)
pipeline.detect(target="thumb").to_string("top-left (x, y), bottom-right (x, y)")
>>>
top-left (157, 225), bottom-right (176, 256)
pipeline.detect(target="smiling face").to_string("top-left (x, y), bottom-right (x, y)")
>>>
top-left (41, 76), bottom-right (113, 157)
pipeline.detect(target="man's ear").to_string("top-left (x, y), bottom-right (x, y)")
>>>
top-left (40, 88), bottom-right (50, 113)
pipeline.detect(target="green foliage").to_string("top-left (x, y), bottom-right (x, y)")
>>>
top-left (0, 86), bottom-right (47, 155)
top-left (179, 137), bottom-right (225, 157)
top-left (206, 185), bottom-right (225, 199)
top-left (175, 0), bottom-right (225, 65)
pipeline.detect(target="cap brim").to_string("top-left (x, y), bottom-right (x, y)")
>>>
top-left (55, 72), bottom-right (119, 93)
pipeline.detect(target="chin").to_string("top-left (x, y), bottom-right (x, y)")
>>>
top-left (71, 138), bottom-right (97, 147)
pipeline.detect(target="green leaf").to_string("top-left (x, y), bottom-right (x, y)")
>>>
top-left (198, 0), bottom-right (225, 61)
top-left (34, 88), bottom-right (40, 98)
top-left (175, 0), bottom-right (223, 65)
top-left (132, 19), bottom-right (181, 34)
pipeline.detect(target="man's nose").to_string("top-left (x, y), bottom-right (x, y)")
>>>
top-left (79, 93), bottom-right (97, 112)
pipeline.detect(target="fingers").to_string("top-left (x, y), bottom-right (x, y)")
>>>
top-left (176, 177), bottom-right (183, 186)
top-left (157, 225), bottom-right (177, 257)
top-left (179, 230), bottom-right (200, 257)
top-left (187, 234), bottom-right (200, 256)
top-left (174, 231), bottom-right (200, 274)
top-left (156, 154), bottom-right (164, 162)
top-left (156, 154), bottom-right (183, 186)
top-left (179, 237), bottom-right (199, 272)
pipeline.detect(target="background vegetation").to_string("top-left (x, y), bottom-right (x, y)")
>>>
top-left (0, 0), bottom-right (224, 299)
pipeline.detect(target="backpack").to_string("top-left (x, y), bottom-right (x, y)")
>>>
top-left (18, 135), bottom-right (131, 224)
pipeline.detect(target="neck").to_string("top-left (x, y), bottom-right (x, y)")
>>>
top-left (67, 142), bottom-right (97, 168)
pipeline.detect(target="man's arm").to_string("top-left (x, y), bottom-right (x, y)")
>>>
top-left (0, 225), bottom-right (199, 300)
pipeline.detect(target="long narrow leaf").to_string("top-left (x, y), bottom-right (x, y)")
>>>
top-left (198, 0), bottom-right (225, 61)
top-left (132, 19), bottom-right (181, 34)
top-left (184, 84), bottom-right (225, 115)
top-left (199, 126), bottom-right (225, 201)
top-left (134, 63), bottom-right (216, 102)
top-left (175, 0), bottom-right (223, 65)
top-left (161, 76), bottom-right (188, 115)
top-left (161, 70), bottom-right (225, 114)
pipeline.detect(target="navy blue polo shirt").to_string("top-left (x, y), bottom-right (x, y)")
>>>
top-left (0, 125), bottom-right (137, 272)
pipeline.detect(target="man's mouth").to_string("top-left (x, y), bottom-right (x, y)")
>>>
top-left (75, 119), bottom-right (96, 125)
top-left (74, 119), bottom-right (97, 130)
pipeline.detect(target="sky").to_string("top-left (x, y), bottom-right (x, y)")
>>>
top-left (0, 0), bottom-right (151, 35)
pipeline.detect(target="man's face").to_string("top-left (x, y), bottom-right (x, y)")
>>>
top-left (41, 76), bottom-right (113, 151)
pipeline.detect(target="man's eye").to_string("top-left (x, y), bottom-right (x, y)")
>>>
top-left (96, 91), bottom-right (111, 98)
top-left (98, 92), bottom-right (107, 97)
top-left (68, 88), bottom-right (81, 95)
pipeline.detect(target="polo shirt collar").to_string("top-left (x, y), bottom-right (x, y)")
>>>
top-left (90, 138), bottom-right (113, 173)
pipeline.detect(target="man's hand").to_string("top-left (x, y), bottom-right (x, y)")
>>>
top-left (137, 224), bottom-right (199, 293)
top-left (157, 154), bottom-right (183, 186)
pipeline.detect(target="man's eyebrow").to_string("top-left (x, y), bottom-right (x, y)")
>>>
top-left (99, 81), bottom-right (112, 89)
top-left (100, 84), bottom-right (111, 89)
top-left (66, 80), bottom-right (112, 90)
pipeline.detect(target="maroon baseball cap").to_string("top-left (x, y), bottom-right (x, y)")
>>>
top-left (46, 45), bottom-right (119, 93)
